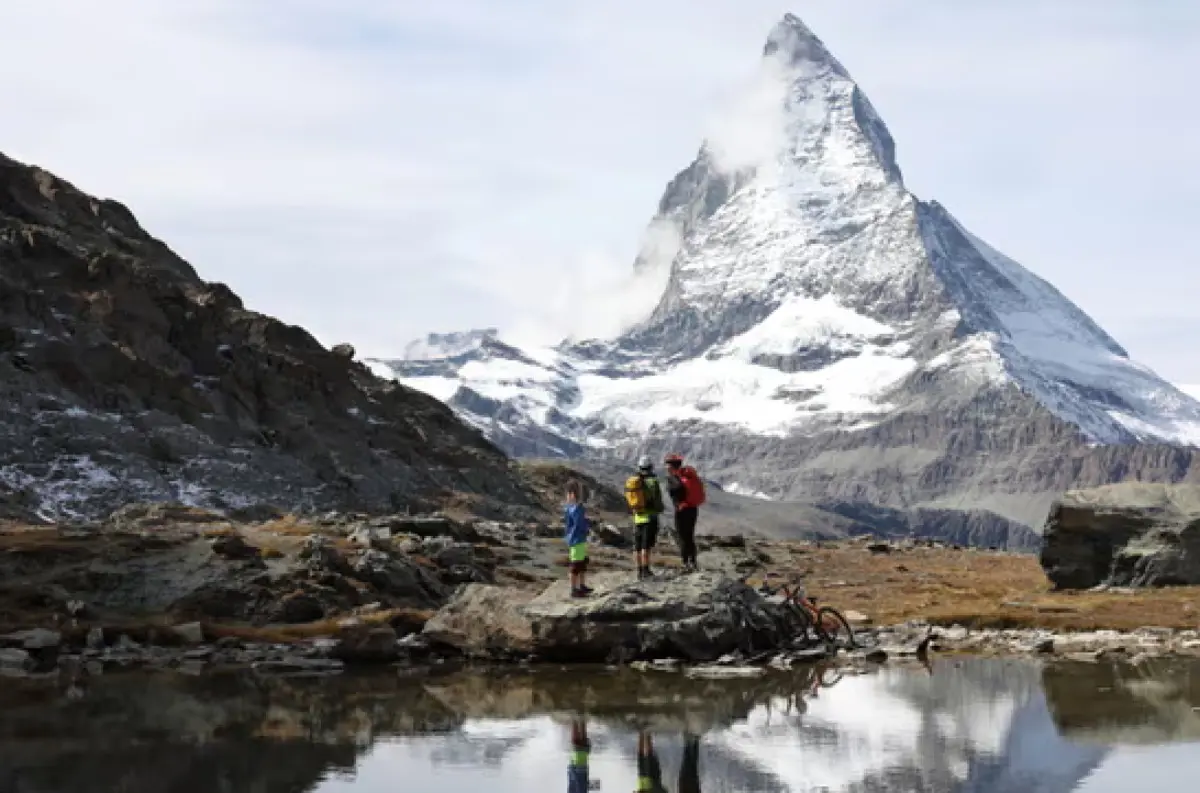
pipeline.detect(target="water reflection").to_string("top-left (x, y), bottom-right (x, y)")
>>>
top-left (1, 658), bottom-right (1199, 792)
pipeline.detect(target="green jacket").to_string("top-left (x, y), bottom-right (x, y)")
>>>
top-left (633, 474), bottom-right (665, 523)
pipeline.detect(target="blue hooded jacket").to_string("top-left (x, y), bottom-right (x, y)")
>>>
top-left (564, 502), bottom-right (588, 547)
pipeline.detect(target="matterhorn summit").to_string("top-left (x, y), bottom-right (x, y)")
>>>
top-left (374, 14), bottom-right (1200, 538)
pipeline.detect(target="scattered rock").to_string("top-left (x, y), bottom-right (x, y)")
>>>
top-left (300, 535), bottom-right (351, 574)
top-left (595, 523), bottom-right (629, 548)
top-left (854, 648), bottom-right (888, 663)
top-left (348, 525), bottom-right (389, 547)
top-left (685, 665), bottom-right (765, 679)
top-left (351, 549), bottom-right (446, 607)
top-left (210, 534), bottom-right (261, 561)
top-left (867, 542), bottom-right (892, 554)
top-left (170, 622), bottom-right (205, 645)
top-left (272, 592), bottom-right (327, 623)
top-left (115, 634), bottom-right (141, 651)
top-left (843, 610), bottom-right (871, 626)
top-left (2, 628), bottom-right (61, 650)
top-left (331, 343), bottom-right (356, 360)
top-left (328, 625), bottom-right (400, 663)
top-left (0, 647), bottom-right (32, 673)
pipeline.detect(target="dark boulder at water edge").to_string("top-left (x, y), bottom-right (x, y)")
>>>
top-left (1041, 483), bottom-right (1200, 589)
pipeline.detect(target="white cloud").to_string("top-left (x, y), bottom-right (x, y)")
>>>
top-left (704, 54), bottom-right (793, 175)
top-left (2, 0), bottom-right (1199, 378)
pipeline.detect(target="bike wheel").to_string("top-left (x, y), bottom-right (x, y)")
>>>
top-left (785, 602), bottom-right (816, 646)
top-left (814, 606), bottom-right (856, 649)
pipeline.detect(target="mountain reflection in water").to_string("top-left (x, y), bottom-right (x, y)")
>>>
top-left (2, 658), bottom-right (1200, 792)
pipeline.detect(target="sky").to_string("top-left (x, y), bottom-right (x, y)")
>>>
top-left (2, 0), bottom-right (1199, 382)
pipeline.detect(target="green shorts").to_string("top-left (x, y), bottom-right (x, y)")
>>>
top-left (568, 542), bottom-right (588, 573)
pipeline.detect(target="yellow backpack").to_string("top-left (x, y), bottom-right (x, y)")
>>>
top-left (624, 475), bottom-right (648, 513)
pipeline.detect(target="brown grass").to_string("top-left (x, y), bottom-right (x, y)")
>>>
top-left (257, 514), bottom-right (313, 535)
top-left (762, 543), bottom-right (1200, 631)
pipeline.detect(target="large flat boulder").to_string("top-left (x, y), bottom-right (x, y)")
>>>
top-left (1041, 483), bottom-right (1200, 589)
top-left (422, 571), bottom-right (800, 663)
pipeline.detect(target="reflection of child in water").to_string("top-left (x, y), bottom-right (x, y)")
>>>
top-left (569, 719), bottom-right (592, 793)
top-left (678, 733), bottom-right (701, 793)
top-left (636, 731), bottom-right (667, 793)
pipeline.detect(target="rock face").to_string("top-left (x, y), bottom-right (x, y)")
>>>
top-left (375, 13), bottom-right (1200, 542)
top-left (422, 571), bottom-right (802, 662)
top-left (1041, 483), bottom-right (1200, 589)
top-left (0, 152), bottom-right (536, 522)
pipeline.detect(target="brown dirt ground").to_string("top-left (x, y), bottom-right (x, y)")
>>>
top-left (747, 541), bottom-right (1200, 631)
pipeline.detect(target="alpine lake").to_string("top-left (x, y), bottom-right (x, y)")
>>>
top-left (3, 655), bottom-right (1200, 792)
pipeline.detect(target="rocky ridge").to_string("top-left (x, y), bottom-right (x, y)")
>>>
top-left (0, 151), bottom-right (536, 522)
top-left (377, 13), bottom-right (1200, 540)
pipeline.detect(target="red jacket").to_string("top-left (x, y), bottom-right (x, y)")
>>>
top-left (668, 466), bottom-right (706, 509)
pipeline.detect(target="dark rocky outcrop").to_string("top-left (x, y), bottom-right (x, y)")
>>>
top-left (0, 151), bottom-right (536, 521)
top-left (1041, 483), bottom-right (1200, 589)
top-left (422, 571), bottom-right (804, 663)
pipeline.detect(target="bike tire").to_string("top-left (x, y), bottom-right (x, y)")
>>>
top-left (785, 601), bottom-right (815, 646)
top-left (814, 606), bottom-right (856, 649)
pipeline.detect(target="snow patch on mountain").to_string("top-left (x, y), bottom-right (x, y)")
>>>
top-left (725, 483), bottom-right (774, 500)
top-left (713, 293), bottom-right (894, 360)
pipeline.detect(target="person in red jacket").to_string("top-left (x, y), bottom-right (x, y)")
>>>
top-left (664, 453), bottom-right (705, 572)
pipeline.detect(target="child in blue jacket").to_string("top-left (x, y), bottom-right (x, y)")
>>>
top-left (565, 480), bottom-right (592, 598)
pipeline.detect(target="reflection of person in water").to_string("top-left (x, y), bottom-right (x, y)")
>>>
top-left (569, 718), bottom-right (591, 793)
top-left (636, 731), bottom-right (667, 793)
top-left (678, 732), bottom-right (701, 793)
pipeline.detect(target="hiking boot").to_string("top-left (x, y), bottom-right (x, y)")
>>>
top-left (578, 585), bottom-right (595, 596)
top-left (571, 587), bottom-right (590, 599)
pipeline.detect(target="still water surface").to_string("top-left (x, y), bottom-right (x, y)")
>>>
top-left (3, 657), bottom-right (1200, 792)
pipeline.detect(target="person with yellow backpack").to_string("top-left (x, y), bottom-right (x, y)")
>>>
top-left (625, 455), bottom-right (665, 581)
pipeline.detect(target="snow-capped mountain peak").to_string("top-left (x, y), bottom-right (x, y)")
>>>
top-left (372, 13), bottom-right (1200, 534)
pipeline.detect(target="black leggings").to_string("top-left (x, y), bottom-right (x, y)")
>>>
top-left (675, 507), bottom-right (698, 564)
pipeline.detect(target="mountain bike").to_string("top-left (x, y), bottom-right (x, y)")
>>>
top-left (760, 581), bottom-right (856, 650)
